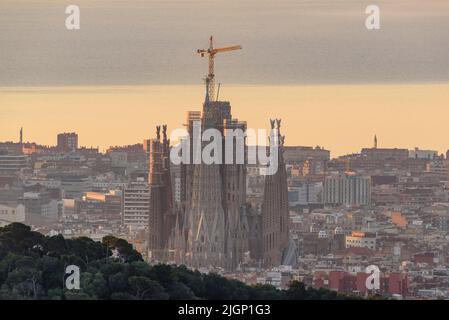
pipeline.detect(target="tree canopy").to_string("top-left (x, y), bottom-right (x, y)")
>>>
top-left (0, 223), bottom-right (355, 300)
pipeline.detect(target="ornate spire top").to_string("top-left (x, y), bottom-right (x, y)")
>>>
top-left (156, 126), bottom-right (161, 141)
top-left (276, 119), bottom-right (281, 129)
top-left (162, 125), bottom-right (168, 142)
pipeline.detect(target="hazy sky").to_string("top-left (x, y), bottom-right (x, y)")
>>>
top-left (1, 0), bottom-right (449, 86)
top-left (1, 1), bottom-right (448, 157)
top-left (2, 84), bottom-right (449, 157)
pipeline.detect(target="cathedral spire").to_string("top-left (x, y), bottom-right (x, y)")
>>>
top-left (156, 126), bottom-right (161, 141)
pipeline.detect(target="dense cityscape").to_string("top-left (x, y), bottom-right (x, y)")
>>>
top-left (1, 1), bottom-right (448, 304)
top-left (1, 87), bottom-right (448, 299)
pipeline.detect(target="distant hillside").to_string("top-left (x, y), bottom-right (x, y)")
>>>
top-left (0, 223), bottom-right (355, 300)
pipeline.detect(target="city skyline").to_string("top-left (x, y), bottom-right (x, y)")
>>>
top-left (2, 1), bottom-right (448, 158)
top-left (1, 83), bottom-right (448, 157)
top-left (1, 0), bottom-right (449, 302)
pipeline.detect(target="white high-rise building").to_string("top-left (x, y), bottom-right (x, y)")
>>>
top-left (323, 173), bottom-right (371, 206)
top-left (122, 178), bottom-right (150, 228)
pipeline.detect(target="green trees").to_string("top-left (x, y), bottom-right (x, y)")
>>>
top-left (102, 235), bottom-right (143, 262)
top-left (0, 223), bottom-right (354, 300)
top-left (0, 223), bottom-right (45, 259)
top-left (128, 276), bottom-right (168, 299)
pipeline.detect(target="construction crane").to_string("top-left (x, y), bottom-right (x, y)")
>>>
top-left (197, 36), bottom-right (242, 101)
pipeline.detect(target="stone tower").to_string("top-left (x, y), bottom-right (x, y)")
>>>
top-left (174, 81), bottom-right (249, 270)
top-left (260, 119), bottom-right (290, 268)
top-left (148, 125), bottom-right (174, 262)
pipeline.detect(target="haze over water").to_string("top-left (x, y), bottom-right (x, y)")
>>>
top-left (1, 1), bottom-right (448, 156)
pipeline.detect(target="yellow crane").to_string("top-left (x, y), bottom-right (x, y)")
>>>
top-left (197, 36), bottom-right (242, 101)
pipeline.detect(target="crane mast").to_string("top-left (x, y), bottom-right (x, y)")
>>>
top-left (197, 36), bottom-right (242, 101)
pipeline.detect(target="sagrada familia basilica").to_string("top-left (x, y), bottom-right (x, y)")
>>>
top-left (145, 37), bottom-right (294, 271)
top-left (146, 89), bottom-right (293, 271)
